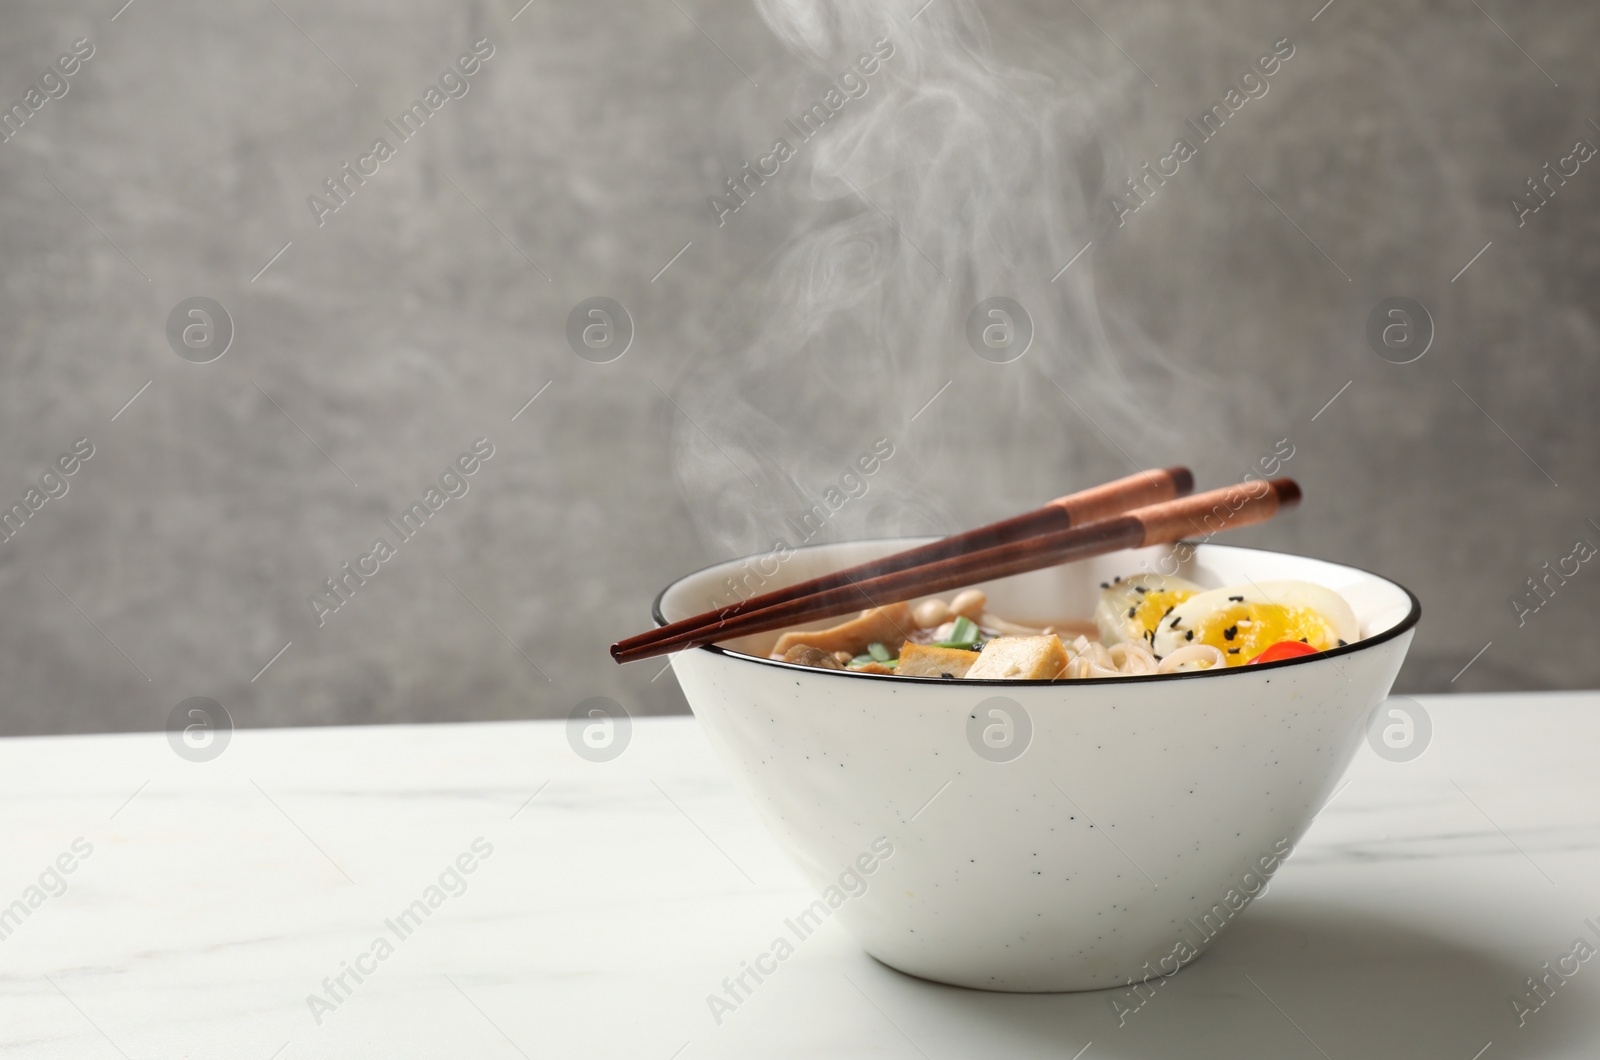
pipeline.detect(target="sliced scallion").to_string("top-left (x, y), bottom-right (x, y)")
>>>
top-left (933, 615), bottom-right (980, 648)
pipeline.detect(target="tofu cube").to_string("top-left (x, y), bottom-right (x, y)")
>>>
top-left (962, 635), bottom-right (1068, 680)
top-left (895, 642), bottom-right (981, 679)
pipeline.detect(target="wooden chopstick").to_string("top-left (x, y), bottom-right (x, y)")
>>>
top-left (613, 477), bottom-right (1300, 663)
top-left (610, 466), bottom-right (1193, 663)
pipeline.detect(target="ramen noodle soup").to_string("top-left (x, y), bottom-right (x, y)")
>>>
top-left (768, 574), bottom-right (1360, 680)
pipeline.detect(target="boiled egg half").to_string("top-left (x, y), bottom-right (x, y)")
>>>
top-left (1151, 580), bottom-right (1358, 665)
top-left (1094, 573), bottom-right (1203, 647)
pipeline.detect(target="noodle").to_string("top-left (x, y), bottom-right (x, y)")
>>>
top-left (1060, 636), bottom-right (1177, 679)
top-left (1155, 644), bottom-right (1228, 674)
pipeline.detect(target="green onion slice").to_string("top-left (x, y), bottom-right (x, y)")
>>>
top-left (933, 616), bottom-right (980, 648)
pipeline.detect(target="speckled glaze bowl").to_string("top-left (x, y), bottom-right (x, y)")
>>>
top-left (658, 540), bottom-right (1419, 992)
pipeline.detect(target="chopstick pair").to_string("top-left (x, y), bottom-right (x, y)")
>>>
top-left (611, 469), bottom-right (1301, 664)
top-left (612, 468), bottom-right (1189, 664)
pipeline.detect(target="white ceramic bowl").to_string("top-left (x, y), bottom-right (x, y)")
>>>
top-left (657, 540), bottom-right (1419, 992)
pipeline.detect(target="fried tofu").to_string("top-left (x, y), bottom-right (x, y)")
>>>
top-left (962, 635), bottom-right (1068, 680)
top-left (896, 642), bottom-right (981, 679)
top-left (773, 602), bottom-right (915, 657)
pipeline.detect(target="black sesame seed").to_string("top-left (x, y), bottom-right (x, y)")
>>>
top-left (1185, 631), bottom-right (1194, 641)
top-left (1337, 638), bottom-right (1348, 647)
top-left (1134, 586), bottom-right (1147, 595)
top-left (1170, 617), bottom-right (1182, 629)
top-left (1300, 637), bottom-right (1309, 643)
top-left (1228, 647), bottom-right (1240, 654)
top-left (1127, 607), bottom-right (1137, 618)
top-left (1228, 595), bottom-right (1244, 602)
top-left (1163, 606), bottom-right (1175, 617)
top-left (1223, 625), bottom-right (1238, 641)
top-left (940, 672), bottom-right (955, 679)
top-left (1100, 582), bottom-right (1110, 590)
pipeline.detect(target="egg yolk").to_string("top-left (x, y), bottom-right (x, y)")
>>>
top-left (1187, 602), bottom-right (1339, 666)
top-left (1130, 589), bottom-right (1197, 641)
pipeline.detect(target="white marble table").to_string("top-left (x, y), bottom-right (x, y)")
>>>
top-left (2, 693), bottom-right (1597, 1059)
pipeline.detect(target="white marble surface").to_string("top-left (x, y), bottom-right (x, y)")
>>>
top-left (2, 693), bottom-right (1598, 1059)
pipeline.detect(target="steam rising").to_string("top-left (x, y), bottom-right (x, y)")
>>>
top-left (671, 0), bottom-right (1186, 563)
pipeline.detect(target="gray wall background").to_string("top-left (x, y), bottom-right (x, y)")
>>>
top-left (0, 0), bottom-right (1595, 735)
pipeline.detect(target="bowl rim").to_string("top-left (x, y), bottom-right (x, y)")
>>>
top-left (652, 539), bottom-right (1422, 687)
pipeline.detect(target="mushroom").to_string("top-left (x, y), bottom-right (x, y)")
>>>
top-left (780, 644), bottom-right (844, 670)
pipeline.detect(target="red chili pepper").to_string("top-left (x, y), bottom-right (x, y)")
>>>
top-left (1248, 640), bottom-right (1321, 665)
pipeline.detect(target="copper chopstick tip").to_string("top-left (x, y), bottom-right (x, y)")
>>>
top-left (1165, 466), bottom-right (1195, 495)
top-left (1270, 477), bottom-right (1302, 510)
